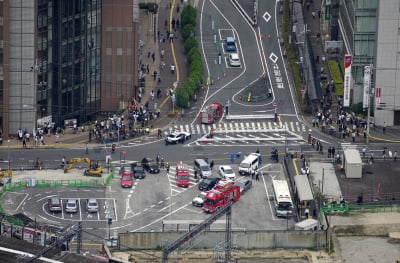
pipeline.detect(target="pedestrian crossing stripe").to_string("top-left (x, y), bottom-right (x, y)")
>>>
top-left (181, 121), bottom-right (306, 135)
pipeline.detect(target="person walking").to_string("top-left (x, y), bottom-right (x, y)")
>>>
top-left (209, 160), bottom-right (214, 170)
top-left (85, 143), bottom-right (89, 154)
top-left (22, 137), bottom-right (27, 148)
top-left (153, 70), bottom-right (158, 81)
top-left (394, 151), bottom-right (397, 162)
top-left (256, 170), bottom-right (260, 181)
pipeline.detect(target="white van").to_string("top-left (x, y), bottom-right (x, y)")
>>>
top-left (239, 153), bottom-right (260, 175)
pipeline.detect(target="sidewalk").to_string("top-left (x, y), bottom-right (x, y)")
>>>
top-left (0, 1), bottom-right (191, 150)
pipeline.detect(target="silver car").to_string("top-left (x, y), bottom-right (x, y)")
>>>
top-left (86, 198), bottom-right (99, 213)
top-left (65, 199), bottom-right (78, 213)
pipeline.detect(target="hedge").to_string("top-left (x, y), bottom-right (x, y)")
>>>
top-left (328, 60), bottom-right (344, 97)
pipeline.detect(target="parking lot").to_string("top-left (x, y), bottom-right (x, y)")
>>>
top-left (2, 162), bottom-right (297, 234)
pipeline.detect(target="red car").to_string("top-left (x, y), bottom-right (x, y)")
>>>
top-left (121, 172), bottom-right (134, 188)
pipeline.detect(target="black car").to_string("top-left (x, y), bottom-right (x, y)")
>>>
top-left (198, 177), bottom-right (220, 191)
top-left (141, 157), bottom-right (160, 174)
top-left (132, 165), bottom-right (145, 179)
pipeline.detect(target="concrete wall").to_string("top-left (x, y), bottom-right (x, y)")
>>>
top-left (118, 230), bottom-right (327, 250)
top-left (333, 223), bottom-right (400, 236)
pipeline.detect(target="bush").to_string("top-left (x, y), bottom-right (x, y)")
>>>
top-left (328, 60), bottom-right (344, 97)
top-left (184, 37), bottom-right (198, 53)
top-left (176, 87), bottom-right (189, 107)
top-left (139, 3), bottom-right (158, 14)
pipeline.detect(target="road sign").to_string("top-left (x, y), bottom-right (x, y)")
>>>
top-left (273, 103), bottom-right (278, 108)
top-left (301, 88), bottom-right (305, 93)
top-left (122, 151), bottom-right (127, 156)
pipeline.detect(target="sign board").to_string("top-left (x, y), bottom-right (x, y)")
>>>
top-left (273, 103), bottom-right (278, 108)
top-left (343, 55), bottom-right (352, 107)
top-left (363, 66), bottom-right (371, 109)
top-left (64, 118), bottom-right (77, 128)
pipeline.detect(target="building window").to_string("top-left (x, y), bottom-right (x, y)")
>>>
top-left (355, 0), bottom-right (377, 9)
top-left (355, 15), bottom-right (376, 33)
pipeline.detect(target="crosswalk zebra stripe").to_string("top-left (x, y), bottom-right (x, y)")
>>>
top-left (268, 122), bottom-right (272, 129)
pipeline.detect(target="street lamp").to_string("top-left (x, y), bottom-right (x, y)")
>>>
top-left (7, 140), bottom-right (10, 170)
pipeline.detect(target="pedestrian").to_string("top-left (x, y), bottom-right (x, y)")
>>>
top-left (256, 171), bottom-right (260, 181)
top-left (362, 146), bottom-right (366, 160)
top-left (151, 52), bottom-right (155, 62)
top-left (394, 151), bottom-right (398, 162)
top-left (85, 143), bottom-right (89, 154)
top-left (305, 208), bottom-right (310, 218)
top-left (22, 137), bottom-right (27, 148)
top-left (383, 148), bottom-right (387, 161)
top-left (210, 160), bottom-right (214, 170)
top-left (138, 92), bottom-right (142, 103)
top-left (169, 33), bottom-right (174, 42)
top-left (256, 148), bottom-right (260, 153)
top-left (61, 156), bottom-right (66, 168)
top-left (176, 3), bottom-right (180, 13)
top-left (164, 19), bottom-right (168, 29)
top-left (153, 70), bottom-right (157, 81)
top-left (383, 122), bottom-right (386, 133)
top-left (312, 11), bottom-right (316, 19)
top-left (165, 162), bottom-right (170, 173)
top-left (316, 55), bottom-right (319, 64)
top-left (352, 131), bottom-right (356, 142)
top-left (151, 90), bottom-right (155, 100)
top-left (171, 18), bottom-right (175, 29)
top-left (369, 152), bottom-right (374, 164)
top-left (157, 88), bottom-right (162, 98)
top-left (170, 64), bottom-right (175, 74)
top-left (147, 48), bottom-right (151, 58)
top-left (146, 64), bottom-right (150, 73)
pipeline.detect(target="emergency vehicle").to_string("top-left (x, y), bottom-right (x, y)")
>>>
top-left (199, 102), bottom-right (223, 124)
top-left (202, 180), bottom-right (241, 213)
top-left (175, 162), bottom-right (190, 187)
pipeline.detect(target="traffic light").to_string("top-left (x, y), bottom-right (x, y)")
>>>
top-left (108, 215), bottom-right (113, 225)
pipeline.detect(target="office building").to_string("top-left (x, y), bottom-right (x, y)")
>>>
top-left (0, 0), bottom-right (139, 138)
top-left (338, 0), bottom-right (400, 126)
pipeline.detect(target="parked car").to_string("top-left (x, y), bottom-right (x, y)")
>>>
top-left (219, 165), bottom-right (236, 180)
top-left (65, 199), bottom-right (78, 213)
top-left (121, 172), bottom-right (134, 188)
top-left (228, 53), bottom-right (241, 67)
top-left (141, 157), bottom-right (160, 174)
top-left (198, 177), bottom-right (220, 191)
top-left (119, 166), bottom-right (132, 175)
top-left (132, 165), bottom-right (146, 179)
top-left (235, 179), bottom-right (252, 194)
top-left (48, 197), bottom-right (62, 212)
top-left (192, 192), bottom-right (207, 207)
top-left (165, 130), bottom-right (191, 145)
top-left (85, 198), bottom-right (99, 213)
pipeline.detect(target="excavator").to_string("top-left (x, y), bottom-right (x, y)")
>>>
top-left (63, 158), bottom-right (103, 177)
top-left (0, 169), bottom-right (13, 186)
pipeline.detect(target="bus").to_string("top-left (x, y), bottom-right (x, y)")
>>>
top-left (272, 179), bottom-right (293, 217)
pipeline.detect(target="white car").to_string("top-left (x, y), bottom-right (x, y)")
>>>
top-left (219, 165), bottom-right (236, 180)
top-left (86, 198), bottom-right (99, 213)
top-left (165, 130), bottom-right (191, 145)
top-left (192, 192), bottom-right (207, 207)
top-left (228, 53), bottom-right (241, 67)
top-left (65, 199), bottom-right (78, 213)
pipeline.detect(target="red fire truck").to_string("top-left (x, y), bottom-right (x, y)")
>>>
top-left (199, 102), bottom-right (223, 124)
top-left (175, 162), bottom-right (190, 187)
top-left (202, 180), bottom-right (241, 213)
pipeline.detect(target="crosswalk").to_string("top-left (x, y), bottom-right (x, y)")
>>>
top-left (171, 121), bottom-right (306, 136)
top-left (166, 165), bottom-right (199, 196)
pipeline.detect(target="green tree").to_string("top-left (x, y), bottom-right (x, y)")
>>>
top-left (187, 48), bottom-right (202, 64)
top-left (184, 37), bottom-right (198, 53)
top-left (181, 6), bottom-right (196, 28)
top-left (182, 24), bottom-right (196, 40)
top-left (176, 87), bottom-right (189, 107)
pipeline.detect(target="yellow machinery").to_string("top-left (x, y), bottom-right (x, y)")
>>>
top-left (64, 158), bottom-right (103, 177)
top-left (0, 169), bottom-right (13, 185)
